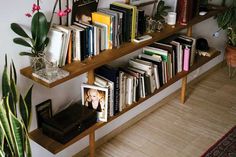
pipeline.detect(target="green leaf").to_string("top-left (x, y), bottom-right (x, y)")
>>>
top-left (9, 76), bottom-right (17, 115)
top-left (11, 60), bottom-right (17, 84)
top-left (24, 85), bottom-right (33, 127)
top-left (0, 125), bottom-right (4, 151)
top-left (9, 110), bottom-right (25, 157)
top-left (0, 99), bottom-right (14, 155)
top-left (0, 150), bottom-right (4, 157)
top-left (24, 133), bottom-right (31, 157)
top-left (19, 52), bottom-right (35, 57)
top-left (13, 38), bottom-right (32, 48)
top-left (11, 23), bottom-right (30, 38)
top-left (31, 12), bottom-right (49, 51)
top-left (2, 60), bottom-right (10, 99)
top-left (19, 95), bottom-right (29, 130)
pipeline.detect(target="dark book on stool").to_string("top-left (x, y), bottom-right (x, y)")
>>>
top-left (42, 102), bottom-right (97, 144)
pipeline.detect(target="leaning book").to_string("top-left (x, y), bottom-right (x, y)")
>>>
top-left (81, 84), bottom-right (108, 122)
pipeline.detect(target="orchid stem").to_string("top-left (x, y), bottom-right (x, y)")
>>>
top-left (59, 0), bottom-right (62, 25)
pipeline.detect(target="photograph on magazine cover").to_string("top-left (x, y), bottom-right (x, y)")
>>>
top-left (81, 84), bottom-right (108, 122)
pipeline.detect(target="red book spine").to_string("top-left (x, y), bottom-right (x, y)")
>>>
top-left (177, 0), bottom-right (193, 26)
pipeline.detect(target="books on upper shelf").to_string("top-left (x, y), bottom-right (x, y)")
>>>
top-left (111, 2), bottom-right (137, 42)
top-left (81, 83), bottom-right (108, 122)
top-left (92, 12), bottom-right (112, 49)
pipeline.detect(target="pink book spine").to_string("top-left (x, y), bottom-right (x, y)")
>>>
top-left (183, 47), bottom-right (190, 71)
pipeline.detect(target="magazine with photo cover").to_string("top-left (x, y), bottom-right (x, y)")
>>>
top-left (81, 83), bottom-right (108, 122)
top-left (72, 0), bottom-right (99, 24)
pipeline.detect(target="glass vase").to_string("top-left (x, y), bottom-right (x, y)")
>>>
top-left (30, 55), bottom-right (46, 72)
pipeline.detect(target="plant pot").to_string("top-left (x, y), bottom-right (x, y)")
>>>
top-left (30, 56), bottom-right (45, 72)
top-left (225, 45), bottom-right (236, 68)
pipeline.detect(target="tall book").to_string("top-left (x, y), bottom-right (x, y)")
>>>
top-left (95, 65), bottom-right (120, 115)
top-left (177, 0), bottom-right (194, 25)
top-left (112, 2), bottom-right (137, 41)
top-left (92, 12), bottom-right (112, 49)
top-left (110, 4), bottom-right (132, 42)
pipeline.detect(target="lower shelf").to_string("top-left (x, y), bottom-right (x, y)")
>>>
top-left (29, 51), bottom-right (221, 154)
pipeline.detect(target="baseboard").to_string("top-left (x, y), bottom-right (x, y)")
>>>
top-left (73, 61), bottom-right (224, 157)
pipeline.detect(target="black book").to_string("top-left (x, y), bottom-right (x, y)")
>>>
top-left (110, 4), bottom-right (132, 42)
top-left (95, 65), bottom-right (120, 115)
top-left (138, 9), bottom-right (145, 36)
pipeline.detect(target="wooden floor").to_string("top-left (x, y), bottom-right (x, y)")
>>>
top-left (90, 66), bottom-right (236, 157)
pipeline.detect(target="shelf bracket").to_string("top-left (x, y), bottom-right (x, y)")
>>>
top-left (89, 131), bottom-right (95, 157)
top-left (180, 76), bottom-right (187, 103)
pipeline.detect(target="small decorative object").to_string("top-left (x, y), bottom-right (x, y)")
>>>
top-left (167, 12), bottom-right (177, 26)
top-left (146, 16), bottom-right (158, 33)
top-left (10, 0), bottom-right (71, 71)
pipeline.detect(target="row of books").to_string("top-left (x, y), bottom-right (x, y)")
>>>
top-left (46, 2), bottom-right (146, 67)
top-left (84, 35), bottom-right (196, 122)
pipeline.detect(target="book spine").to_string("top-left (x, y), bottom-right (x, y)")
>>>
top-left (177, 0), bottom-right (189, 25)
top-left (183, 47), bottom-right (190, 71)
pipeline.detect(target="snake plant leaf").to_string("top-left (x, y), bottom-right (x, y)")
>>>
top-left (9, 75), bottom-right (17, 116)
top-left (0, 100), bottom-right (14, 155)
top-left (217, 9), bottom-right (233, 29)
top-left (9, 110), bottom-right (25, 157)
top-left (0, 124), bottom-right (4, 151)
top-left (13, 38), bottom-right (32, 48)
top-left (31, 12), bottom-right (49, 51)
top-left (24, 133), bottom-right (32, 157)
top-left (24, 85), bottom-right (33, 127)
top-left (2, 59), bottom-right (10, 99)
top-left (0, 150), bottom-right (4, 157)
top-left (11, 60), bottom-right (17, 85)
top-left (10, 23), bottom-right (30, 38)
top-left (19, 95), bottom-right (29, 130)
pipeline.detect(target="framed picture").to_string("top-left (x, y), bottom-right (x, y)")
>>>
top-left (35, 99), bottom-right (52, 128)
top-left (81, 84), bottom-right (108, 122)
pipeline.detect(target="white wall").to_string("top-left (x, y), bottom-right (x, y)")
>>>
top-left (0, 0), bottom-right (228, 157)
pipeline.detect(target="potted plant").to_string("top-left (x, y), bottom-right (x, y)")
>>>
top-left (0, 55), bottom-right (33, 156)
top-left (10, 0), bottom-right (71, 71)
top-left (216, 0), bottom-right (236, 77)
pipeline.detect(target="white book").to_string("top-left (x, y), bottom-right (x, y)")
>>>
top-left (46, 28), bottom-right (65, 66)
top-left (153, 65), bottom-right (160, 89)
top-left (53, 25), bottom-right (72, 67)
top-left (70, 25), bottom-right (84, 61)
top-left (125, 75), bottom-right (133, 106)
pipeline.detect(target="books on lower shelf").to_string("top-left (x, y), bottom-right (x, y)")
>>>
top-left (32, 68), bottom-right (70, 84)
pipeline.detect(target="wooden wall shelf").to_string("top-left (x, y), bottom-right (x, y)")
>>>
top-left (29, 51), bottom-right (221, 154)
top-left (20, 8), bottom-right (224, 88)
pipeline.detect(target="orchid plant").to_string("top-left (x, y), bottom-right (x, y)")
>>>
top-left (10, 0), bottom-right (71, 57)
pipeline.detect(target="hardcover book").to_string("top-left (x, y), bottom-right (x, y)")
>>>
top-left (110, 4), bottom-right (132, 42)
top-left (95, 65), bottom-right (120, 115)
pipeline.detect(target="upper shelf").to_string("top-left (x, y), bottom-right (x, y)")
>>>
top-left (20, 7), bottom-right (225, 88)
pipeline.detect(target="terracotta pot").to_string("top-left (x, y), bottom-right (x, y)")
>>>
top-left (225, 45), bottom-right (236, 68)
